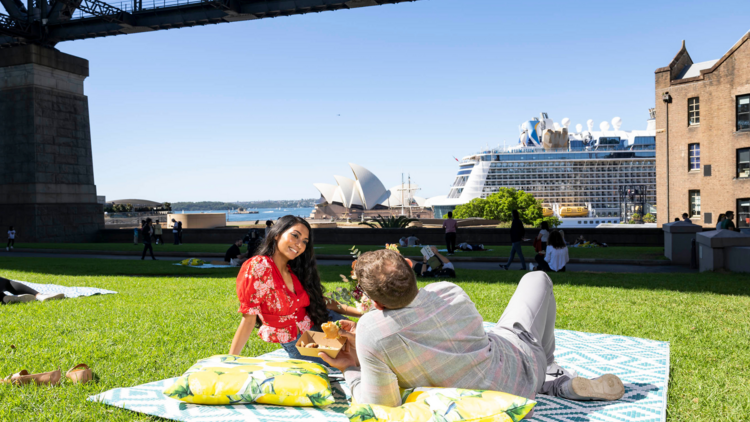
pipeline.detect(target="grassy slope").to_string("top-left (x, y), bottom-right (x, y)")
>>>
top-left (14, 243), bottom-right (668, 261)
top-left (0, 258), bottom-right (747, 421)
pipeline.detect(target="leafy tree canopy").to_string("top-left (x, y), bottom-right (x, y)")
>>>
top-left (453, 188), bottom-right (560, 227)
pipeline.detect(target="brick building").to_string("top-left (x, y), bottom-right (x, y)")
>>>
top-left (655, 32), bottom-right (750, 229)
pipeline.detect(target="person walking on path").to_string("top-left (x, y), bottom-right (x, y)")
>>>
top-left (153, 221), bottom-right (163, 245)
top-left (264, 220), bottom-right (274, 238)
top-left (1, 277), bottom-right (64, 304)
top-left (443, 212), bottom-right (458, 255)
top-left (7, 226), bottom-right (15, 251)
top-left (172, 219), bottom-right (180, 245)
top-left (177, 220), bottom-right (184, 244)
top-left (141, 219), bottom-right (156, 260)
top-left (501, 210), bottom-right (527, 270)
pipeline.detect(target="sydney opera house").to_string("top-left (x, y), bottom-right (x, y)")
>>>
top-left (311, 163), bottom-right (433, 220)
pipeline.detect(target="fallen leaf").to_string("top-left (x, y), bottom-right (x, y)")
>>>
top-left (692, 398), bottom-right (699, 403)
top-left (9, 345), bottom-right (15, 349)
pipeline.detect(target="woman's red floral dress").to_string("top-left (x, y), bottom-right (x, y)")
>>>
top-left (236, 255), bottom-right (312, 344)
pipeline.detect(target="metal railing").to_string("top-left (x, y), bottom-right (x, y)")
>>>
top-left (71, 0), bottom-right (210, 19)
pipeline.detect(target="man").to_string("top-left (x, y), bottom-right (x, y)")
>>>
top-left (141, 219), bottom-right (156, 260)
top-left (225, 239), bottom-right (246, 266)
top-left (319, 250), bottom-right (624, 408)
top-left (177, 219), bottom-right (184, 244)
top-left (682, 213), bottom-right (692, 223)
top-left (720, 211), bottom-right (736, 231)
top-left (501, 210), bottom-right (527, 270)
top-left (406, 234), bottom-right (420, 247)
top-left (443, 212), bottom-right (458, 255)
top-left (172, 219), bottom-right (180, 245)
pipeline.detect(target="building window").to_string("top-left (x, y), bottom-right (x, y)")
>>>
top-left (739, 198), bottom-right (750, 229)
top-left (739, 95), bottom-right (750, 131)
top-left (689, 190), bottom-right (701, 217)
top-left (688, 97), bottom-right (700, 125)
top-left (738, 148), bottom-right (750, 179)
top-left (688, 143), bottom-right (700, 171)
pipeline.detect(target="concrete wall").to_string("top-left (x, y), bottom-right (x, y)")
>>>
top-left (97, 227), bottom-right (666, 246)
top-left (167, 213), bottom-right (226, 229)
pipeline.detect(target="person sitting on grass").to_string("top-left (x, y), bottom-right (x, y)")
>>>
top-left (1, 277), bottom-right (64, 304)
top-left (228, 215), bottom-right (362, 364)
top-left (225, 239), bottom-right (247, 266)
top-left (534, 230), bottom-right (568, 273)
top-left (413, 246), bottom-right (455, 278)
top-left (319, 249), bottom-right (625, 408)
top-left (407, 234), bottom-right (420, 247)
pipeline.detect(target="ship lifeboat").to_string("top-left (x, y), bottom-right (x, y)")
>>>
top-left (559, 207), bottom-right (589, 217)
top-left (542, 208), bottom-right (554, 217)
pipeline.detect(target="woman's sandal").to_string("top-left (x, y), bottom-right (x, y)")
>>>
top-left (66, 364), bottom-right (93, 384)
top-left (1, 369), bottom-right (62, 386)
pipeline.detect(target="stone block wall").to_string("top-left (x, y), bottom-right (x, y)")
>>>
top-left (0, 45), bottom-right (103, 242)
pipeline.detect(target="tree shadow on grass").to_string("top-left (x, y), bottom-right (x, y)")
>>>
top-left (319, 263), bottom-right (750, 297)
top-left (0, 257), bottom-right (239, 278)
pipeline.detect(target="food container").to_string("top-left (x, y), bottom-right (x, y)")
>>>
top-left (295, 331), bottom-right (347, 358)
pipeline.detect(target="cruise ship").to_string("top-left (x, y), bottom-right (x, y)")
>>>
top-left (428, 111), bottom-right (657, 228)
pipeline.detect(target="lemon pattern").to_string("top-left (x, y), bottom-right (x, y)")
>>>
top-left (163, 355), bottom-right (334, 407)
top-left (345, 387), bottom-right (536, 422)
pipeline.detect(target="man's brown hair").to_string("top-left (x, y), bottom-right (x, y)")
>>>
top-left (355, 249), bottom-right (418, 309)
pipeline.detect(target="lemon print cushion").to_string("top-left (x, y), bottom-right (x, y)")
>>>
top-left (346, 387), bottom-right (536, 422)
top-left (163, 355), bottom-right (335, 407)
top-left (180, 258), bottom-right (205, 266)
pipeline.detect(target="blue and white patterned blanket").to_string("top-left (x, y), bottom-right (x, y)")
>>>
top-left (88, 324), bottom-right (669, 422)
top-left (4, 281), bottom-right (117, 298)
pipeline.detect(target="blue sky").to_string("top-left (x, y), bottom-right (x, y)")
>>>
top-left (7, 0), bottom-right (749, 202)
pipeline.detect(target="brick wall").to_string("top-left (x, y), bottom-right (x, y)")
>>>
top-left (655, 34), bottom-right (750, 227)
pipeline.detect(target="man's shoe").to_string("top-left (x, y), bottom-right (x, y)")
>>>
top-left (3, 294), bottom-right (36, 304)
top-left (499, 264), bottom-right (508, 270)
top-left (546, 361), bottom-right (578, 383)
top-left (560, 375), bottom-right (625, 401)
top-left (36, 293), bottom-right (65, 302)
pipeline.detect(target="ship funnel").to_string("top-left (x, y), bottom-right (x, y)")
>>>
top-left (600, 121), bottom-right (611, 131)
top-left (575, 123), bottom-right (583, 133)
top-left (612, 117), bottom-right (622, 131)
top-left (561, 118), bottom-right (571, 128)
top-left (587, 119), bottom-right (594, 132)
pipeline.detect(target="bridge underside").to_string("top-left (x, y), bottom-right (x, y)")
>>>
top-left (0, 0), bottom-right (415, 48)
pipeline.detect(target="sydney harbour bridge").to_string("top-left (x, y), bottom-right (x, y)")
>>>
top-left (0, 0), bottom-right (414, 241)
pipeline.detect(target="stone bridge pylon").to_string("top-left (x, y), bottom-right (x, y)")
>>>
top-left (0, 45), bottom-right (104, 242)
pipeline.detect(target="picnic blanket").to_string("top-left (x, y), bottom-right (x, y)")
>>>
top-left (172, 263), bottom-right (233, 269)
top-left (4, 281), bottom-right (117, 298)
top-left (88, 323), bottom-right (670, 422)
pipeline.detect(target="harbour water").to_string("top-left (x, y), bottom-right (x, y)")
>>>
top-left (179, 208), bottom-right (315, 222)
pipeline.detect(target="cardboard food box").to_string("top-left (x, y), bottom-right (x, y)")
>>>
top-left (295, 331), bottom-right (347, 358)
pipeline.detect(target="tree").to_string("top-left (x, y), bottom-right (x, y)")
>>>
top-left (643, 213), bottom-right (656, 223)
top-left (163, 202), bottom-right (172, 211)
top-left (453, 188), bottom-right (560, 227)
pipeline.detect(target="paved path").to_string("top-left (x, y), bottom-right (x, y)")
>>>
top-left (1, 251), bottom-right (697, 273)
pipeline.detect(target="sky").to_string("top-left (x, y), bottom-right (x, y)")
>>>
top-left (4, 0), bottom-right (749, 202)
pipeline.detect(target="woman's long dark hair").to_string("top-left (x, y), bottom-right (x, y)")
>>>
top-left (548, 230), bottom-right (566, 249)
top-left (540, 221), bottom-right (550, 231)
top-left (255, 215), bottom-right (328, 326)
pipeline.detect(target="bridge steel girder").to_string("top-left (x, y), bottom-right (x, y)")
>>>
top-left (1, 0), bottom-right (414, 47)
top-left (0, 0), bottom-right (25, 20)
top-left (0, 11), bottom-right (39, 41)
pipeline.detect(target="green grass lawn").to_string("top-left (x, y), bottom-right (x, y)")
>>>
top-left (14, 243), bottom-right (668, 261)
top-left (0, 257), bottom-right (748, 420)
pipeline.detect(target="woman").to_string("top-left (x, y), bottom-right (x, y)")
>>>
top-left (534, 230), bottom-right (569, 272)
top-left (1, 277), bottom-right (64, 304)
top-left (536, 221), bottom-right (550, 250)
top-left (229, 215), bottom-right (361, 362)
top-left (716, 214), bottom-right (726, 230)
top-left (141, 219), bottom-right (156, 260)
